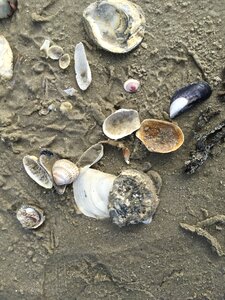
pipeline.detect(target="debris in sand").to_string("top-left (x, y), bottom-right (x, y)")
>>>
top-left (0, 0), bottom-right (17, 19)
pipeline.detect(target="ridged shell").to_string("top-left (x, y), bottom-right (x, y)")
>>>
top-left (83, 0), bottom-right (145, 53)
top-left (47, 45), bottom-right (64, 60)
top-left (59, 53), bottom-right (70, 69)
top-left (136, 119), bottom-right (184, 153)
top-left (170, 82), bottom-right (212, 119)
top-left (0, 0), bottom-right (17, 19)
top-left (73, 168), bottom-right (116, 219)
top-left (23, 155), bottom-right (53, 189)
top-left (52, 159), bottom-right (79, 186)
top-left (0, 35), bottom-right (13, 80)
top-left (103, 108), bottom-right (141, 140)
top-left (124, 79), bottom-right (140, 93)
top-left (16, 205), bottom-right (45, 229)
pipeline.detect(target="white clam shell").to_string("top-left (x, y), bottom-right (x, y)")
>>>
top-left (73, 168), bottom-right (116, 219)
top-left (52, 159), bottom-right (79, 186)
top-left (74, 42), bottom-right (92, 91)
top-left (23, 155), bottom-right (53, 189)
top-left (103, 108), bottom-right (141, 140)
top-left (77, 143), bottom-right (104, 169)
top-left (59, 53), bottom-right (70, 69)
top-left (124, 79), bottom-right (140, 93)
top-left (47, 45), bottom-right (64, 60)
top-left (0, 35), bottom-right (13, 80)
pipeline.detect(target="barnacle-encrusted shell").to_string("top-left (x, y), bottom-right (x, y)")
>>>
top-left (16, 205), bottom-right (45, 229)
top-left (0, 0), bottom-right (17, 19)
top-left (0, 35), bottom-right (13, 80)
top-left (103, 108), bottom-right (141, 140)
top-left (108, 169), bottom-right (161, 227)
top-left (83, 0), bottom-right (146, 53)
top-left (23, 155), bottom-right (53, 189)
top-left (59, 53), bottom-right (70, 69)
top-left (73, 168), bottom-right (116, 218)
top-left (47, 45), bottom-right (64, 60)
top-left (52, 159), bottom-right (79, 185)
top-left (136, 119), bottom-right (184, 153)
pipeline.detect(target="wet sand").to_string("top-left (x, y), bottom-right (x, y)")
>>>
top-left (1, 0), bottom-right (225, 299)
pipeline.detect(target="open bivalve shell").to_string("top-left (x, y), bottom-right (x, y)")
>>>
top-left (103, 109), bottom-right (141, 140)
top-left (136, 119), bottom-right (184, 153)
top-left (83, 0), bottom-right (145, 53)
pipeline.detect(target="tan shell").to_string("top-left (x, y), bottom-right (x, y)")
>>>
top-left (103, 108), bottom-right (141, 140)
top-left (136, 119), bottom-right (184, 153)
top-left (52, 159), bottom-right (79, 186)
top-left (59, 53), bottom-right (70, 69)
top-left (83, 0), bottom-right (145, 53)
top-left (47, 45), bottom-right (64, 60)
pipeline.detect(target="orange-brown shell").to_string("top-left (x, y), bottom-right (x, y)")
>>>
top-left (136, 119), bottom-right (184, 153)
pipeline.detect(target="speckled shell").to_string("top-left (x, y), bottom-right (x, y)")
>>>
top-left (47, 45), bottom-right (64, 60)
top-left (136, 119), bottom-right (184, 153)
top-left (16, 205), bottom-right (45, 229)
top-left (52, 159), bottom-right (79, 186)
top-left (83, 0), bottom-right (145, 53)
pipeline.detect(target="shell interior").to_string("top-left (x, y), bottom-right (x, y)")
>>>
top-left (47, 45), bottom-right (64, 60)
top-left (77, 143), bottom-right (104, 169)
top-left (0, 35), bottom-right (13, 80)
top-left (59, 53), bottom-right (71, 69)
top-left (16, 204), bottom-right (45, 229)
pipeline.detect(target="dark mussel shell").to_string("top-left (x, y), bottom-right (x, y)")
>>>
top-left (169, 81), bottom-right (212, 119)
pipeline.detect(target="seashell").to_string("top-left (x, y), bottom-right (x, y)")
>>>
top-left (83, 0), bottom-right (145, 53)
top-left (16, 205), bottom-right (45, 229)
top-left (136, 119), bottom-right (184, 153)
top-left (0, 0), bottom-right (17, 19)
top-left (77, 143), bottom-right (104, 169)
top-left (169, 81), bottom-right (212, 119)
top-left (0, 35), bottom-right (13, 80)
top-left (64, 87), bottom-right (77, 96)
top-left (59, 53), bottom-right (70, 69)
top-left (73, 168), bottom-right (116, 219)
top-left (124, 79), bottom-right (140, 93)
top-left (40, 39), bottom-right (51, 57)
top-left (47, 45), bottom-right (64, 60)
top-left (103, 108), bottom-right (141, 140)
top-left (23, 155), bottom-right (53, 189)
top-left (108, 169), bottom-right (161, 227)
top-left (74, 42), bottom-right (92, 90)
top-left (52, 159), bottom-right (79, 186)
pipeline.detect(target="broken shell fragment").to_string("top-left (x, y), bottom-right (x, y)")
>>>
top-left (103, 109), bottom-right (141, 140)
top-left (136, 119), bottom-right (184, 153)
top-left (52, 159), bottom-right (79, 186)
top-left (59, 53), bottom-right (70, 69)
top-left (73, 168), bottom-right (116, 219)
top-left (0, 0), bottom-right (17, 19)
top-left (47, 45), bottom-right (64, 60)
top-left (40, 39), bottom-right (51, 57)
top-left (108, 169), bottom-right (161, 227)
top-left (124, 79), bottom-right (140, 93)
top-left (23, 155), bottom-right (53, 189)
top-left (0, 35), bottom-right (13, 80)
top-left (170, 82), bottom-right (212, 119)
top-left (74, 42), bottom-right (92, 90)
top-left (16, 205), bottom-right (45, 229)
top-left (83, 0), bottom-right (146, 53)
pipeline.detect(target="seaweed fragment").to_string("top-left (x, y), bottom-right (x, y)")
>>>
top-left (185, 120), bottom-right (225, 174)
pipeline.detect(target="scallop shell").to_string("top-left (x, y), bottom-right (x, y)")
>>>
top-left (73, 168), bottom-right (116, 219)
top-left (170, 82), bottom-right (212, 119)
top-left (52, 159), bottom-right (79, 186)
top-left (83, 0), bottom-right (145, 53)
top-left (0, 0), bottom-right (17, 19)
top-left (16, 204), bottom-right (45, 229)
top-left (136, 119), bottom-right (184, 153)
top-left (74, 42), bottom-right (92, 90)
top-left (47, 45), bottom-right (64, 60)
top-left (124, 79), bottom-right (140, 93)
top-left (0, 35), bottom-right (13, 80)
top-left (103, 108), bottom-right (141, 140)
top-left (23, 155), bottom-right (53, 189)
top-left (59, 53), bottom-right (70, 69)
top-left (77, 143), bottom-right (104, 169)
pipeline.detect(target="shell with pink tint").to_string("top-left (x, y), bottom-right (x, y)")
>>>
top-left (124, 79), bottom-right (140, 93)
top-left (52, 159), bottom-right (80, 186)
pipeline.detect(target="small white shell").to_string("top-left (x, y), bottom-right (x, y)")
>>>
top-left (16, 204), bottom-right (45, 229)
top-left (103, 108), bottom-right (141, 140)
top-left (52, 159), bottom-right (79, 186)
top-left (47, 45), bottom-right (64, 60)
top-left (40, 39), bottom-right (51, 57)
top-left (74, 42), bottom-right (92, 91)
top-left (73, 168), bottom-right (116, 219)
top-left (0, 35), bottom-right (13, 80)
top-left (77, 143), bottom-right (104, 169)
top-left (124, 79), bottom-right (140, 93)
top-left (64, 87), bottom-right (77, 96)
top-left (23, 155), bottom-right (53, 189)
top-left (59, 53), bottom-right (70, 69)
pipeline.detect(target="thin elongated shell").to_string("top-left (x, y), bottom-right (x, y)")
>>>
top-left (74, 42), bottom-right (92, 90)
top-left (59, 53), bottom-right (70, 69)
top-left (77, 143), bottom-right (104, 169)
top-left (0, 35), bottom-right (13, 80)
top-left (73, 168), bottom-right (116, 219)
top-left (47, 45), bottom-right (64, 60)
top-left (23, 155), bottom-right (53, 189)
top-left (52, 159), bottom-right (79, 186)
top-left (103, 108), bottom-right (141, 140)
